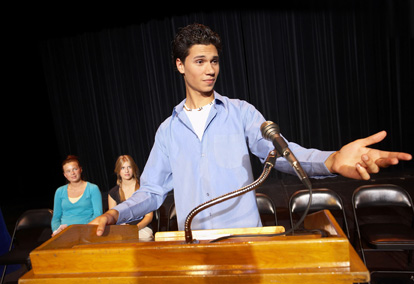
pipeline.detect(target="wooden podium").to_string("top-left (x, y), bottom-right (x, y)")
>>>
top-left (20, 210), bottom-right (369, 283)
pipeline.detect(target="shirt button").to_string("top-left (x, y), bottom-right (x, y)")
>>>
top-left (201, 153), bottom-right (205, 157)
top-left (206, 193), bottom-right (210, 197)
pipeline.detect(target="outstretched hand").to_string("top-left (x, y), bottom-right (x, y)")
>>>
top-left (325, 131), bottom-right (412, 180)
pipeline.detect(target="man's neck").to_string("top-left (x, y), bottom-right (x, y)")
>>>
top-left (185, 90), bottom-right (214, 109)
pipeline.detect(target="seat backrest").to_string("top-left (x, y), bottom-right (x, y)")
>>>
top-left (255, 193), bottom-right (278, 226)
top-left (289, 188), bottom-right (344, 213)
top-left (289, 188), bottom-right (349, 237)
top-left (15, 209), bottom-right (53, 231)
top-left (353, 184), bottom-right (413, 209)
top-left (352, 184), bottom-right (414, 229)
top-left (12, 209), bottom-right (53, 249)
top-left (256, 193), bottom-right (276, 214)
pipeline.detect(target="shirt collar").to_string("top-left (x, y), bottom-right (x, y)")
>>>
top-left (172, 91), bottom-right (225, 117)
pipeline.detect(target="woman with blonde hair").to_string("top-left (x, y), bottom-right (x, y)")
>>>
top-left (108, 155), bottom-right (153, 239)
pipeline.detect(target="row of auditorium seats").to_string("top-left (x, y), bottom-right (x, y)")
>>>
top-left (1, 183), bottom-right (413, 283)
top-left (292, 184), bottom-right (414, 277)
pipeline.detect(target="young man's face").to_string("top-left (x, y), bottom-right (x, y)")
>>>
top-left (176, 44), bottom-right (219, 97)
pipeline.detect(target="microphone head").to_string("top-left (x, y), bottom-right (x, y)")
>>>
top-left (260, 121), bottom-right (280, 140)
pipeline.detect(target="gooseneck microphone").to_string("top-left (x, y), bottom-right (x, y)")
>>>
top-left (260, 121), bottom-right (312, 189)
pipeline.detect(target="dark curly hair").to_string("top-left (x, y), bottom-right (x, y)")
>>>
top-left (171, 23), bottom-right (222, 71)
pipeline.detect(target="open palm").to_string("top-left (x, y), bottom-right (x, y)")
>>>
top-left (327, 131), bottom-right (412, 180)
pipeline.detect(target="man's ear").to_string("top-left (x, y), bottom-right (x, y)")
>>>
top-left (176, 58), bottom-right (185, 75)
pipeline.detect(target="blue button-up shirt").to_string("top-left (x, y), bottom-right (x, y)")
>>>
top-left (115, 92), bottom-right (334, 230)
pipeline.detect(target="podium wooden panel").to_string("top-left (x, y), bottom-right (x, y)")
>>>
top-left (20, 210), bottom-right (369, 283)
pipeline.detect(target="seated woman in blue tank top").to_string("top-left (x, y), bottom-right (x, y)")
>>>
top-left (51, 155), bottom-right (103, 236)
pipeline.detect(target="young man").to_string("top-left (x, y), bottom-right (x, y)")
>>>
top-left (90, 23), bottom-right (411, 235)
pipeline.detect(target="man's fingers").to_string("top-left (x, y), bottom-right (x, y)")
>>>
top-left (360, 131), bottom-right (387, 147)
top-left (393, 152), bottom-right (412, 161)
top-left (96, 217), bottom-right (107, 236)
top-left (375, 157), bottom-right (399, 168)
top-left (361, 154), bottom-right (379, 174)
top-left (373, 152), bottom-right (412, 168)
top-left (89, 210), bottom-right (119, 236)
top-left (89, 216), bottom-right (108, 236)
top-left (356, 163), bottom-right (370, 180)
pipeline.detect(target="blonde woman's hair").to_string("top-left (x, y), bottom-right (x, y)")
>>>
top-left (114, 155), bottom-right (140, 202)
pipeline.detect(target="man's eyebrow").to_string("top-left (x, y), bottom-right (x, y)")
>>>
top-left (193, 55), bottom-right (219, 59)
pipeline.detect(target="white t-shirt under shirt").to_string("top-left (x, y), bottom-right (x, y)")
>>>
top-left (184, 101), bottom-right (214, 141)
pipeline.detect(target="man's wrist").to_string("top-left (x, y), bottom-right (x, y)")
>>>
top-left (325, 151), bottom-right (338, 174)
top-left (104, 209), bottom-right (119, 224)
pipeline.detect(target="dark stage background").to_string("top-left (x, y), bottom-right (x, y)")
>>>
top-left (3, 1), bottom-right (414, 233)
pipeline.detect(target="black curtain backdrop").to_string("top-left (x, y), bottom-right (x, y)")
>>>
top-left (31, 1), bottom-right (413, 210)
